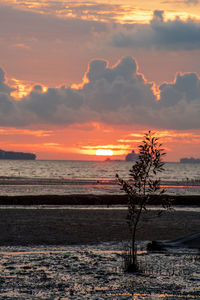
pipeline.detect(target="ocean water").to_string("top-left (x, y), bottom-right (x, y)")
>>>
top-left (0, 160), bottom-right (199, 196)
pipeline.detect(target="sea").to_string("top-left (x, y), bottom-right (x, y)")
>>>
top-left (0, 161), bottom-right (200, 299)
top-left (0, 160), bottom-right (199, 196)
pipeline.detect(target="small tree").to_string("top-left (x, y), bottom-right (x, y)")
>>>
top-left (116, 131), bottom-right (170, 273)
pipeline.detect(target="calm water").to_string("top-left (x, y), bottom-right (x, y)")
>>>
top-left (0, 160), bottom-right (199, 195)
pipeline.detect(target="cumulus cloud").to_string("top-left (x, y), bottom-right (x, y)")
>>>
top-left (82, 56), bottom-right (155, 113)
top-left (155, 72), bottom-right (200, 129)
top-left (159, 72), bottom-right (200, 105)
top-left (111, 10), bottom-right (200, 50)
top-left (0, 68), bottom-right (14, 94)
top-left (0, 57), bottom-right (200, 129)
top-left (0, 68), bottom-right (20, 126)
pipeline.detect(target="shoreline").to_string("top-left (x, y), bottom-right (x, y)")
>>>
top-left (0, 194), bottom-right (200, 206)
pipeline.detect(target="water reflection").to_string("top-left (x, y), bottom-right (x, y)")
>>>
top-left (0, 161), bottom-right (200, 196)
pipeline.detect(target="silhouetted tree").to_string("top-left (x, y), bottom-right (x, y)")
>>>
top-left (116, 131), bottom-right (170, 272)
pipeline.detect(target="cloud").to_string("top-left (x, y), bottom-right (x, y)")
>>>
top-left (0, 3), bottom-right (111, 85)
top-left (155, 72), bottom-right (200, 129)
top-left (82, 56), bottom-right (155, 114)
top-left (0, 0), bottom-right (142, 24)
top-left (17, 56), bottom-right (155, 126)
top-left (0, 4), bottom-right (107, 41)
top-left (0, 57), bottom-right (200, 129)
top-left (159, 72), bottom-right (200, 106)
top-left (185, 0), bottom-right (199, 4)
top-left (0, 68), bottom-right (14, 94)
top-left (111, 10), bottom-right (200, 50)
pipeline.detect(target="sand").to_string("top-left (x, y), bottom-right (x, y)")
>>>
top-left (1, 200), bottom-right (200, 298)
top-left (1, 240), bottom-right (199, 299)
top-left (1, 195), bottom-right (199, 299)
top-left (0, 206), bottom-right (199, 246)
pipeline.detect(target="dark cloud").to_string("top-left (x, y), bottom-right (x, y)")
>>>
top-left (159, 72), bottom-right (200, 106)
top-left (185, 0), bottom-right (199, 4)
top-left (0, 57), bottom-right (200, 129)
top-left (0, 68), bottom-right (23, 126)
top-left (154, 72), bottom-right (200, 129)
top-left (83, 56), bottom-right (155, 114)
top-left (0, 68), bottom-right (14, 94)
top-left (22, 86), bottom-right (84, 124)
top-left (111, 10), bottom-right (200, 50)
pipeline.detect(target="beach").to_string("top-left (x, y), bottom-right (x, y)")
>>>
top-left (0, 195), bottom-right (200, 246)
top-left (0, 195), bottom-right (200, 299)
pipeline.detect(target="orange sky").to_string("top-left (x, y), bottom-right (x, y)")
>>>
top-left (0, 0), bottom-right (200, 161)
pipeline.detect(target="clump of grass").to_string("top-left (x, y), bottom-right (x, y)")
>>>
top-left (122, 243), bottom-right (146, 274)
top-left (122, 245), bottom-right (140, 273)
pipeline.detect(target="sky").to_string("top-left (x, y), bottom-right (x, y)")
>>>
top-left (0, 0), bottom-right (200, 161)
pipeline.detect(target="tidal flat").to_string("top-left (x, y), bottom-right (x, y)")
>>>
top-left (0, 206), bottom-right (199, 299)
top-left (0, 242), bottom-right (199, 299)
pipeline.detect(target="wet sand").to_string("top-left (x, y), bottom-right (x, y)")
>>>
top-left (0, 206), bottom-right (199, 246)
top-left (0, 194), bottom-right (199, 205)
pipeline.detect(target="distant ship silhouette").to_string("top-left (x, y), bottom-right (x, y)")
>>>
top-left (180, 157), bottom-right (200, 163)
top-left (0, 149), bottom-right (36, 160)
top-left (104, 150), bottom-right (139, 162)
top-left (125, 150), bottom-right (139, 162)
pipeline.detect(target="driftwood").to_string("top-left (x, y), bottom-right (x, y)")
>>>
top-left (147, 232), bottom-right (200, 251)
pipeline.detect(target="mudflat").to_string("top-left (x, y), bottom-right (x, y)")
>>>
top-left (0, 207), bottom-right (199, 245)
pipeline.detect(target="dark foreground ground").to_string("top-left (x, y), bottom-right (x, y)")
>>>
top-left (0, 205), bottom-right (199, 246)
top-left (0, 195), bottom-right (199, 299)
top-left (0, 194), bottom-right (199, 206)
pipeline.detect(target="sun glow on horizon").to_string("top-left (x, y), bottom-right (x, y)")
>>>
top-left (96, 149), bottom-right (113, 156)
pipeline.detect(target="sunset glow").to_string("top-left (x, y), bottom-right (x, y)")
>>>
top-left (3, 0), bottom-right (200, 24)
top-left (96, 149), bottom-right (113, 156)
top-left (0, 0), bottom-right (200, 161)
top-left (10, 79), bottom-right (34, 99)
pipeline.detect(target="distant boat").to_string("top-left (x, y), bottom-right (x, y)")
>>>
top-left (104, 158), bottom-right (123, 162)
top-left (180, 157), bottom-right (200, 163)
top-left (0, 149), bottom-right (36, 160)
top-left (125, 150), bottom-right (139, 162)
